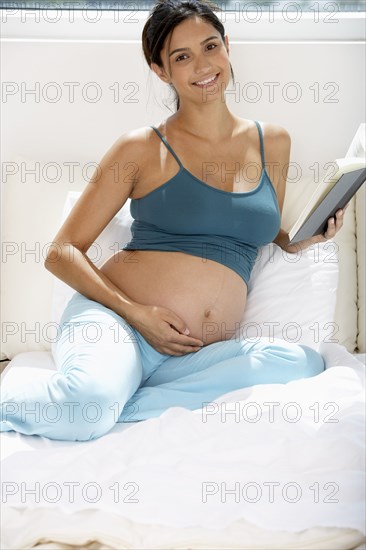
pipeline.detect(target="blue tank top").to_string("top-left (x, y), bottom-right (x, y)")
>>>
top-left (122, 120), bottom-right (281, 286)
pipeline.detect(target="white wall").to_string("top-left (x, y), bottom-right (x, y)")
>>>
top-left (2, 40), bottom-right (365, 167)
top-left (2, 36), bottom-right (364, 240)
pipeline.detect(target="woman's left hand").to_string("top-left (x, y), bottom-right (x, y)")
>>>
top-left (315, 202), bottom-right (350, 243)
top-left (283, 202), bottom-right (351, 253)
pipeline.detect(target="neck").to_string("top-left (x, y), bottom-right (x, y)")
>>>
top-left (169, 102), bottom-right (237, 143)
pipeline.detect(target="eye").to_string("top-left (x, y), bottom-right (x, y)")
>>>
top-left (175, 43), bottom-right (218, 62)
top-left (175, 54), bottom-right (188, 62)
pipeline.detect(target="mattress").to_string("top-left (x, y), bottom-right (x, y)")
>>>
top-left (1, 343), bottom-right (365, 550)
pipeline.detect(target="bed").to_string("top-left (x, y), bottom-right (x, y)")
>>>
top-left (1, 125), bottom-right (365, 549)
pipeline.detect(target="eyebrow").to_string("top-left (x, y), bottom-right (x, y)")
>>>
top-left (168, 35), bottom-right (219, 58)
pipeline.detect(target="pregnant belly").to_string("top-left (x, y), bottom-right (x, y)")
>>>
top-left (99, 250), bottom-right (247, 345)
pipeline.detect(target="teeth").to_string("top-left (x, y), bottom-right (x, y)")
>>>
top-left (195, 74), bottom-right (217, 85)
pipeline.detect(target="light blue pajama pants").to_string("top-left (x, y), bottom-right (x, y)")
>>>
top-left (0, 291), bottom-right (325, 441)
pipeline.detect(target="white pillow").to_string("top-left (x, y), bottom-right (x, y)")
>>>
top-left (240, 242), bottom-right (339, 351)
top-left (52, 192), bottom-right (339, 353)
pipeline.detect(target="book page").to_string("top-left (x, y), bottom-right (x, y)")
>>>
top-left (289, 157), bottom-right (366, 238)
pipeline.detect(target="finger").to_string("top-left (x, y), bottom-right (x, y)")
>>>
top-left (168, 329), bottom-right (204, 346)
top-left (167, 331), bottom-right (203, 347)
top-left (335, 209), bottom-right (345, 227)
top-left (188, 336), bottom-right (204, 346)
top-left (172, 328), bottom-right (204, 348)
top-left (337, 205), bottom-right (349, 217)
top-left (168, 319), bottom-right (193, 337)
top-left (171, 336), bottom-right (204, 348)
top-left (327, 217), bottom-right (336, 235)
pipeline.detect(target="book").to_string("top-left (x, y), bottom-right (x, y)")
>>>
top-left (288, 157), bottom-right (366, 245)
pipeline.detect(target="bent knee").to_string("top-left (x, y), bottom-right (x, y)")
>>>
top-left (63, 401), bottom-right (118, 441)
top-left (72, 417), bottom-right (115, 441)
top-left (295, 344), bottom-right (325, 378)
top-left (61, 377), bottom-right (126, 440)
top-left (64, 371), bottom-right (122, 405)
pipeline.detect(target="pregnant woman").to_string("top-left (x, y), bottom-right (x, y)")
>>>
top-left (1, 0), bottom-right (347, 441)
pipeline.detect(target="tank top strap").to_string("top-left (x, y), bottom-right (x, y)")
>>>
top-left (150, 125), bottom-right (183, 169)
top-left (254, 120), bottom-right (265, 171)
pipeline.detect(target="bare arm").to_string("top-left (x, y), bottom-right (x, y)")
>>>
top-left (44, 130), bottom-right (144, 325)
top-left (266, 124), bottom-right (295, 252)
top-left (45, 244), bottom-right (139, 324)
top-left (265, 124), bottom-right (291, 249)
top-left (268, 125), bottom-right (348, 253)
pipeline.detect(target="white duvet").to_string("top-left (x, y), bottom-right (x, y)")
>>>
top-left (1, 342), bottom-right (365, 550)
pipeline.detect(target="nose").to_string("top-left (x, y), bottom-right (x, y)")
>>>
top-left (193, 55), bottom-right (212, 76)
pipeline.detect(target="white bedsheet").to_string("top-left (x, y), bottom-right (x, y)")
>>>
top-left (1, 342), bottom-right (365, 550)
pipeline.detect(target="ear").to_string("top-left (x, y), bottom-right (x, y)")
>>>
top-left (150, 62), bottom-right (171, 85)
top-left (224, 35), bottom-right (229, 54)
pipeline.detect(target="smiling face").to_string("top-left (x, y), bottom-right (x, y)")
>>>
top-left (151, 16), bottom-right (231, 104)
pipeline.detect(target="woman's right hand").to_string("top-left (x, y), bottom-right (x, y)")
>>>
top-left (129, 304), bottom-right (204, 356)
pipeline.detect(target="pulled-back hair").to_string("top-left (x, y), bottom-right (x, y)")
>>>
top-left (142, 0), bottom-right (235, 111)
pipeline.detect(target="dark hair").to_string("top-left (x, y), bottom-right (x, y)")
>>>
top-left (142, 0), bottom-right (235, 112)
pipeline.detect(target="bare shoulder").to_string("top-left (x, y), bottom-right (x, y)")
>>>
top-left (117, 125), bottom-right (160, 151)
top-left (259, 121), bottom-right (291, 159)
top-left (258, 122), bottom-right (292, 211)
top-left (261, 121), bottom-right (291, 141)
top-left (254, 121), bottom-right (291, 147)
top-left (236, 117), bottom-right (290, 150)
top-left (252, 121), bottom-right (291, 170)
top-left (112, 126), bottom-right (155, 189)
top-left (114, 126), bottom-right (151, 162)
